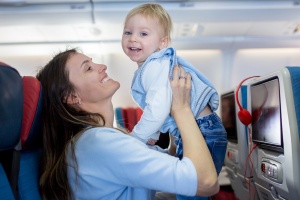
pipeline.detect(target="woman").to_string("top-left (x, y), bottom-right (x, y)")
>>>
top-left (37, 48), bottom-right (219, 200)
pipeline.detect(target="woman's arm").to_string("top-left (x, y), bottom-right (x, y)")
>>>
top-left (74, 128), bottom-right (199, 196)
top-left (170, 66), bottom-right (219, 196)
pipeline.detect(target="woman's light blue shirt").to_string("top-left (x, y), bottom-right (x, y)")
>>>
top-left (67, 127), bottom-right (198, 200)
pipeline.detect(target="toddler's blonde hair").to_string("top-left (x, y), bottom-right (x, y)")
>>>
top-left (125, 3), bottom-right (173, 45)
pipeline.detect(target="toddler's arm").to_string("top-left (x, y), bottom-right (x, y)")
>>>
top-left (131, 59), bottom-right (172, 144)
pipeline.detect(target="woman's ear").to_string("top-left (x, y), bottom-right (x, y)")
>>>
top-left (159, 36), bottom-right (169, 49)
top-left (66, 93), bottom-right (81, 105)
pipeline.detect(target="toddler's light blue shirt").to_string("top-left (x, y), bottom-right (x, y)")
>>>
top-left (131, 47), bottom-right (219, 142)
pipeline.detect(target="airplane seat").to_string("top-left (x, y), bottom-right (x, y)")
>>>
top-left (18, 76), bottom-right (43, 200)
top-left (125, 107), bottom-right (137, 132)
top-left (115, 107), bottom-right (125, 128)
top-left (0, 165), bottom-right (15, 200)
top-left (249, 66), bottom-right (300, 200)
top-left (222, 86), bottom-right (259, 200)
top-left (0, 62), bottom-right (24, 200)
top-left (122, 108), bottom-right (137, 132)
top-left (135, 107), bottom-right (143, 122)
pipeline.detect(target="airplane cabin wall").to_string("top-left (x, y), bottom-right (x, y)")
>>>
top-left (231, 48), bottom-right (300, 88)
top-left (1, 55), bottom-right (48, 76)
top-left (1, 0), bottom-right (300, 117)
top-left (2, 46), bottom-right (300, 116)
top-left (107, 47), bottom-right (300, 114)
top-left (109, 49), bottom-right (224, 110)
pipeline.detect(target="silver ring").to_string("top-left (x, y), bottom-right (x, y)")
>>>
top-left (179, 76), bottom-right (186, 79)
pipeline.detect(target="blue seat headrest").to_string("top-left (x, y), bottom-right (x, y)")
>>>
top-left (0, 63), bottom-right (23, 151)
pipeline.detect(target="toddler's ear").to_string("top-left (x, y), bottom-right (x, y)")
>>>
top-left (159, 36), bottom-right (169, 49)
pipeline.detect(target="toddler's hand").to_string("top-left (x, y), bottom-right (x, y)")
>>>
top-left (147, 138), bottom-right (158, 146)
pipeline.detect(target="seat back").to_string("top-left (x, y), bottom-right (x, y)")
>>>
top-left (250, 67), bottom-right (300, 200)
top-left (0, 62), bottom-right (23, 200)
top-left (115, 107), bottom-right (125, 128)
top-left (0, 164), bottom-right (15, 200)
top-left (18, 76), bottom-right (43, 200)
top-left (121, 107), bottom-right (137, 132)
top-left (0, 62), bottom-right (43, 199)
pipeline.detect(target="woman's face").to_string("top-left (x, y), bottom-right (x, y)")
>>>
top-left (66, 53), bottom-right (120, 105)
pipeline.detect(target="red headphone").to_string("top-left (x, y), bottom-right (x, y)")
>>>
top-left (235, 76), bottom-right (260, 126)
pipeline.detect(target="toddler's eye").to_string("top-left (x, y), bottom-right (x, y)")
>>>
top-left (124, 31), bottom-right (131, 35)
top-left (140, 32), bottom-right (148, 36)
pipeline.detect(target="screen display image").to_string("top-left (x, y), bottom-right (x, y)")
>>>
top-left (251, 78), bottom-right (282, 150)
top-left (221, 91), bottom-right (238, 143)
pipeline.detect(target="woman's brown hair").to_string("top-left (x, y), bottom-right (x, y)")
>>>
top-left (37, 48), bottom-right (105, 200)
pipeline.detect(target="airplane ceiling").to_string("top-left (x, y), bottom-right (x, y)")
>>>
top-left (0, 0), bottom-right (300, 52)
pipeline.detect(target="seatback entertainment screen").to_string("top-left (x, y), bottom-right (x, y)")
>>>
top-left (250, 78), bottom-right (283, 151)
top-left (221, 91), bottom-right (238, 143)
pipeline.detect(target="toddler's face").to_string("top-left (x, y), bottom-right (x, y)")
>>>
top-left (122, 14), bottom-right (168, 67)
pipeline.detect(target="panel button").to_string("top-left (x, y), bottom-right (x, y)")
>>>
top-left (261, 163), bottom-right (266, 173)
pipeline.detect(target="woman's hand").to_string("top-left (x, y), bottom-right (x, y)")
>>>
top-left (169, 65), bottom-right (219, 197)
top-left (170, 65), bottom-right (191, 116)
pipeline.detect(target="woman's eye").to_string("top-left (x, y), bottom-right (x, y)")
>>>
top-left (87, 66), bottom-right (92, 71)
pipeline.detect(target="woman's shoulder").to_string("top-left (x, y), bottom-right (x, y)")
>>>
top-left (81, 127), bottom-right (128, 140)
top-left (73, 127), bottom-right (149, 161)
top-left (78, 127), bottom-right (144, 148)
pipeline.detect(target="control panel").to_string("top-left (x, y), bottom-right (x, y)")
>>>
top-left (227, 148), bottom-right (238, 163)
top-left (260, 158), bottom-right (283, 183)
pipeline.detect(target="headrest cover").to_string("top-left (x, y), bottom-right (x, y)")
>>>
top-left (115, 107), bottom-right (125, 128)
top-left (0, 63), bottom-right (23, 150)
top-left (287, 67), bottom-right (300, 139)
top-left (21, 76), bottom-right (42, 150)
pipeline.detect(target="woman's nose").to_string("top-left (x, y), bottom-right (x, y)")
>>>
top-left (98, 64), bottom-right (107, 73)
